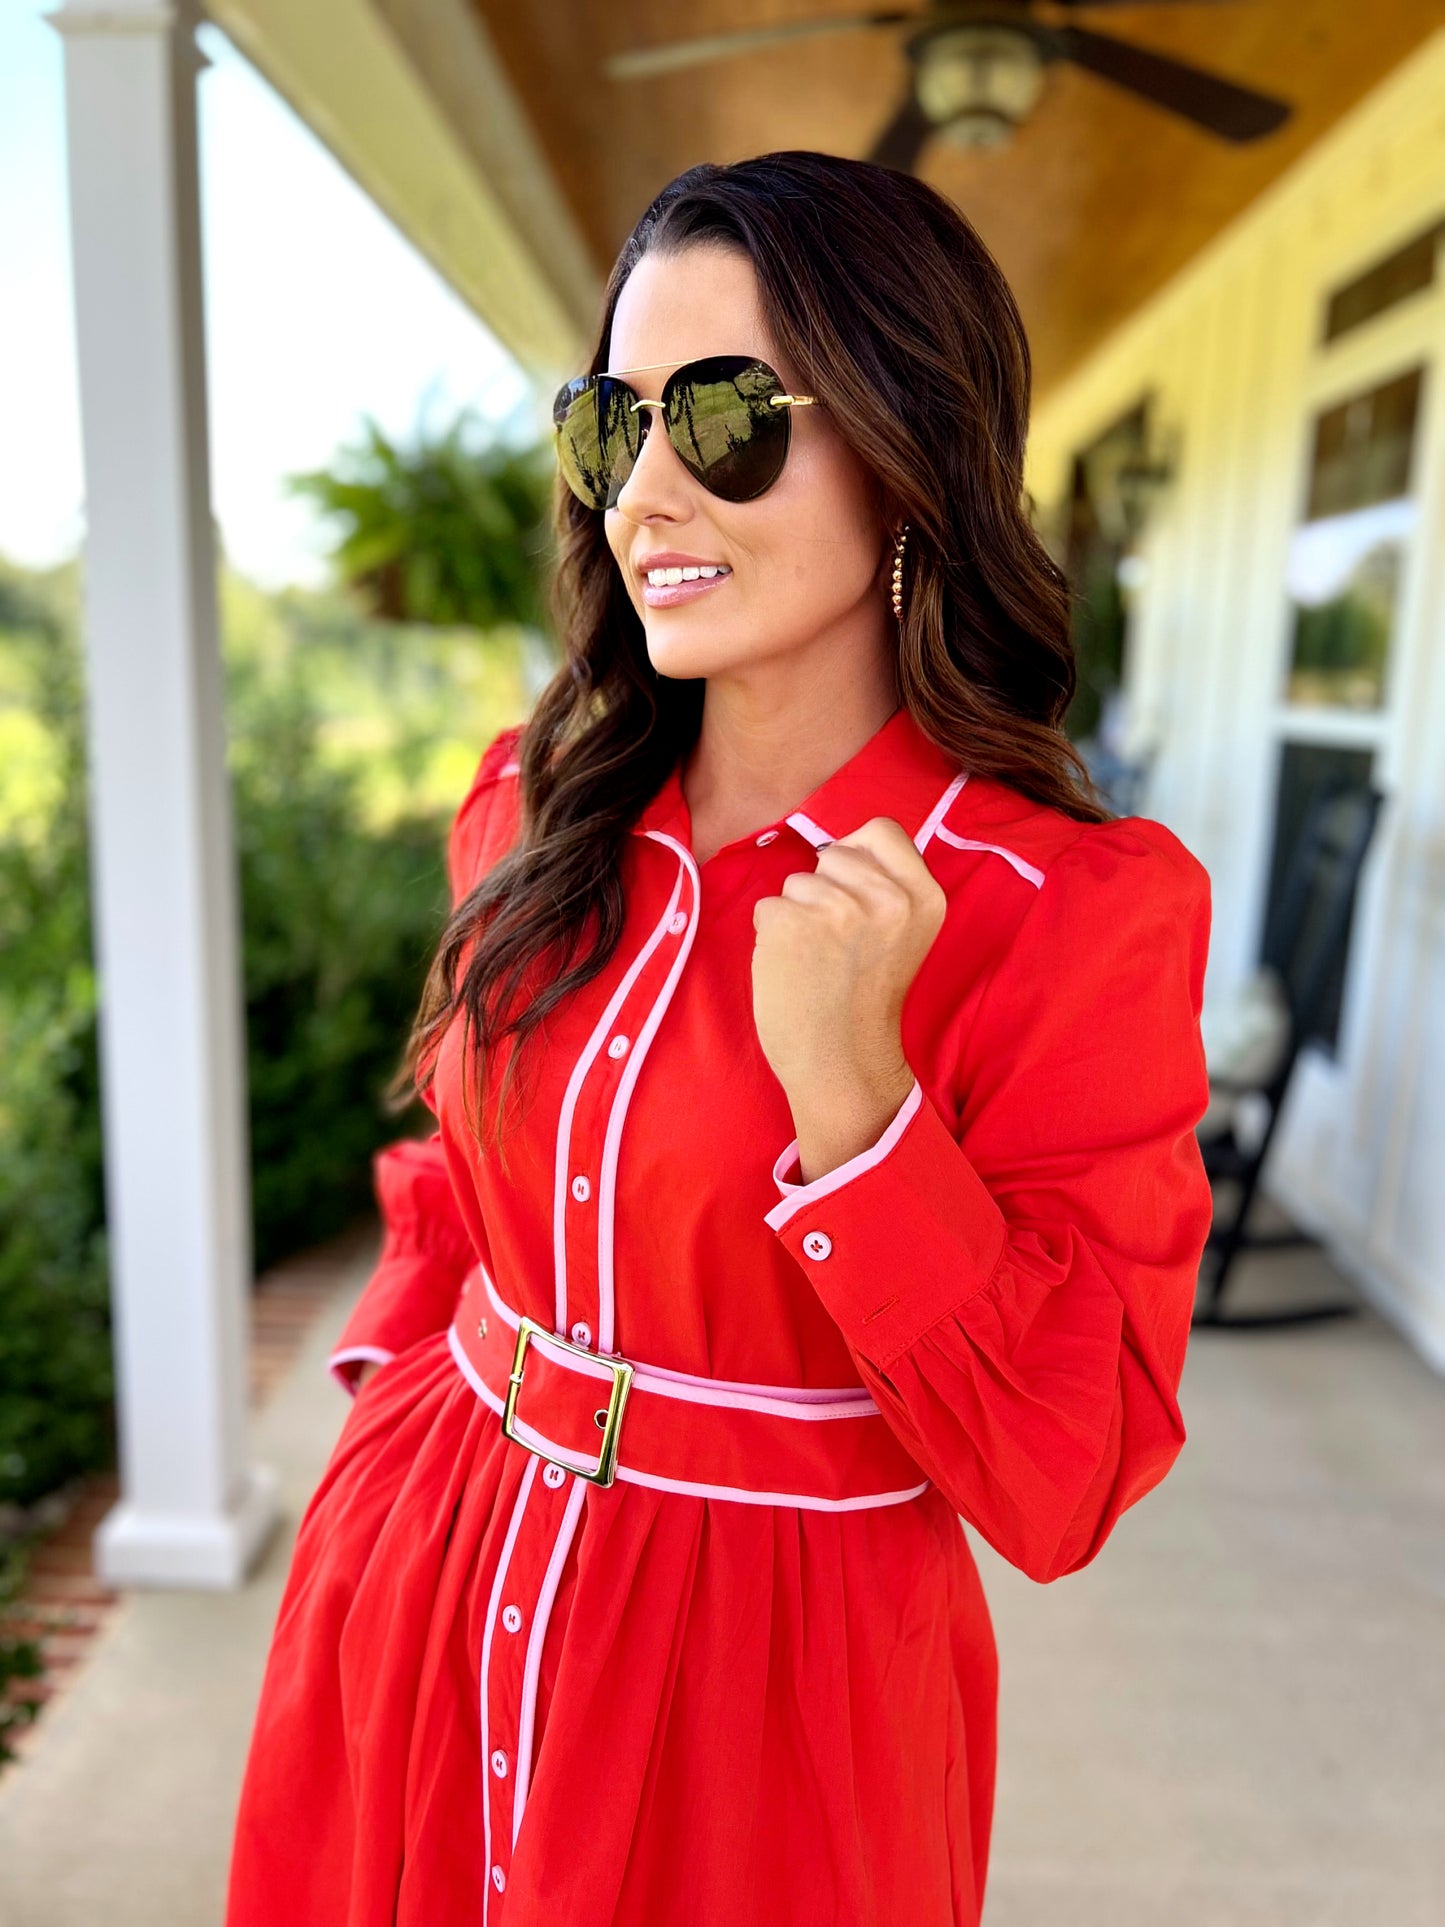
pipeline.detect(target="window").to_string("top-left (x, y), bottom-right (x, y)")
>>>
top-left (1282, 365), bottom-right (1423, 710)
top-left (1322, 217), bottom-right (1444, 345)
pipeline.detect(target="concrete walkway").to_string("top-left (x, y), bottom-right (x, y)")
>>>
top-left (983, 1241), bottom-right (1445, 1927)
top-left (0, 1240), bottom-right (371, 1927)
top-left (0, 1238), bottom-right (1441, 1925)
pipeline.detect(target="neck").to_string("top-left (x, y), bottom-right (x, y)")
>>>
top-left (681, 637), bottom-right (900, 864)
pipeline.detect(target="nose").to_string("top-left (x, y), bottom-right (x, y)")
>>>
top-left (612, 398), bottom-right (694, 524)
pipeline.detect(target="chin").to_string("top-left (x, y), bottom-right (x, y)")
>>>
top-left (642, 623), bottom-right (752, 682)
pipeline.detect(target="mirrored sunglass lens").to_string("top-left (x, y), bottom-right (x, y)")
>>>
top-left (553, 377), bottom-right (640, 508)
top-left (664, 357), bottom-right (790, 502)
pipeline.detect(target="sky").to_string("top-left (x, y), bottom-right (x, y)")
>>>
top-left (0, 3), bottom-right (534, 588)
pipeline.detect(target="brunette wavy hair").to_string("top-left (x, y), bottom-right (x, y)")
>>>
top-left (395, 149), bottom-right (1106, 1147)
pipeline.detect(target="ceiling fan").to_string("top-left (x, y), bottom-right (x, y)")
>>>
top-left (604, 1), bottom-right (1293, 171)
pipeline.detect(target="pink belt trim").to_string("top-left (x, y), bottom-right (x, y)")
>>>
top-left (447, 1265), bottom-right (932, 1512)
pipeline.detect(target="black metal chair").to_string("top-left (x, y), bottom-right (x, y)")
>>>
top-left (1193, 777), bottom-right (1385, 1329)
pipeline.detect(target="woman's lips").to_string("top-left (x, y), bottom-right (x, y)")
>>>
top-left (641, 571), bottom-right (733, 609)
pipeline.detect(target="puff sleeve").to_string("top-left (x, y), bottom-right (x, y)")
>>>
top-left (327, 723), bottom-right (525, 1394)
top-left (764, 817), bottom-right (1214, 1583)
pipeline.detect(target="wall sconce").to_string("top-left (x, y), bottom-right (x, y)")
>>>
top-left (1095, 417), bottom-right (1182, 548)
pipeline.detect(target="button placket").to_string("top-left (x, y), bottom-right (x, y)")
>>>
top-left (478, 1460), bottom-right (537, 1919)
top-left (481, 845), bottom-right (700, 1916)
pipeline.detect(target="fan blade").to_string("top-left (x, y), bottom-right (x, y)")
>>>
top-left (868, 93), bottom-right (933, 172)
top-left (606, 12), bottom-right (916, 81)
top-left (1055, 24), bottom-right (1290, 142)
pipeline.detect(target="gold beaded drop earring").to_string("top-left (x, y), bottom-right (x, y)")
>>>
top-left (890, 523), bottom-right (909, 622)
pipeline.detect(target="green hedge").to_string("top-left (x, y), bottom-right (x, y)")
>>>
top-left (0, 554), bottom-right (526, 1509)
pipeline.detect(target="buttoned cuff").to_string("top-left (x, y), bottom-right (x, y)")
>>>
top-left (765, 1078), bottom-right (1009, 1368)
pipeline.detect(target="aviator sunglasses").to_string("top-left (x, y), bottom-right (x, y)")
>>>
top-left (552, 354), bottom-right (818, 510)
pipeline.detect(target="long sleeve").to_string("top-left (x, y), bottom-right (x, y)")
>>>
top-left (327, 722), bottom-right (525, 1394)
top-left (764, 816), bottom-right (1214, 1584)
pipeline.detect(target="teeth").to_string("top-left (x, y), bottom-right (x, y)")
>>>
top-left (646, 564), bottom-right (730, 587)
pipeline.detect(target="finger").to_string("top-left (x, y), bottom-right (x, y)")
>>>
top-left (754, 874), bottom-right (849, 931)
top-left (782, 867), bottom-right (870, 909)
top-left (816, 836), bottom-right (917, 909)
top-left (778, 860), bottom-right (908, 923)
top-left (832, 813), bottom-right (944, 901)
top-left (752, 890), bottom-right (796, 934)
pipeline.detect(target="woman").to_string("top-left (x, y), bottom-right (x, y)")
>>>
top-left (226, 151), bottom-right (1213, 1927)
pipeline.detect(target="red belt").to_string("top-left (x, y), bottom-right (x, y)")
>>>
top-left (446, 1265), bottom-right (932, 1512)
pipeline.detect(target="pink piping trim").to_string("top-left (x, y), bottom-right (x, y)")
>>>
top-left (451, 1332), bottom-right (591, 1869)
top-left (914, 770), bottom-right (970, 852)
top-left (771, 1140), bottom-right (802, 1194)
top-left (454, 1305), bottom-right (614, 1474)
top-left (550, 864), bottom-right (684, 1332)
top-left (764, 1078), bottom-right (924, 1231)
top-left (445, 1327), bottom-right (922, 1510)
top-left (627, 1375), bottom-right (875, 1423)
top-left (449, 1324), bottom-right (506, 1417)
top-left (784, 810), bottom-right (832, 848)
top-left (327, 1345), bottom-right (394, 1395)
top-left (475, 1266), bottom-right (877, 1414)
top-left (615, 1466), bottom-right (932, 1511)
top-left (597, 833), bottom-right (701, 1354)
top-left (786, 772), bottom-right (969, 857)
top-left (478, 1267), bottom-right (522, 1327)
top-left (512, 1477), bottom-right (586, 1844)
top-left (623, 1351), bottom-right (870, 1408)
top-left (478, 1453), bottom-right (538, 1926)
top-left (933, 822), bottom-right (1045, 887)
top-left (506, 839), bottom-right (694, 1876)
top-left (525, 1326), bottom-right (624, 1386)
top-left (506, 1416), bottom-right (604, 1478)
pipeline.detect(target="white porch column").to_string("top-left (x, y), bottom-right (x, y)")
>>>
top-left (47, 0), bottom-right (278, 1586)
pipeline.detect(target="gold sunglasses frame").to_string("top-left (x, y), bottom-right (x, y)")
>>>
top-left (605, 356), bottom-right (818, 417)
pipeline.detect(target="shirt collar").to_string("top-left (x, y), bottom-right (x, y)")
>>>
top-left (633, 703), bottom-right (967, 854)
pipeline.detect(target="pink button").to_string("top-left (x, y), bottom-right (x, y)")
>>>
top-left (543, 1462), bottom-right (568, 1489)
top-left (801, 1230), bottom-right (833, 1261)
top-left (607, 1034), bottom-right (630, 1058)
top-left (491, 1865), bottom-right (506, 1892)
top-left (570, 1321), bottom-right (592, 1347)
top-left (571, 1173), bottom-right (591, 1202)
top-left (491, 1749), bottom-right (508, 1778)
top-left (755, 828), bottom-right (779, 846)
top-left (668, 911), bottom-right (687, 934)
top-left (501, 1604), bottom-right (522, 1634)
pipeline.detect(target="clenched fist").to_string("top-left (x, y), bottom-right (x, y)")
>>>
top-left (751, 816), bottom-right (947, 1184)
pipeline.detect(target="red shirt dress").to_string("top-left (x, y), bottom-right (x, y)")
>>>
top-left (225, 700), bottom-right (1214, 1927)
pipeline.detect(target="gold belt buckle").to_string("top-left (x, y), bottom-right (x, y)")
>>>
top-left (500, 1315), bottom-right (635, 1488)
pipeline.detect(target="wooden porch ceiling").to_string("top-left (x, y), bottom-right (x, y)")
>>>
top-left (465, 1), bottom-right (1445, 403)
